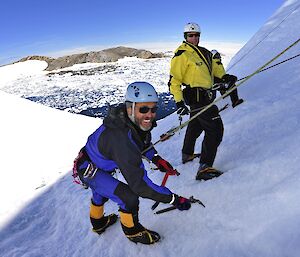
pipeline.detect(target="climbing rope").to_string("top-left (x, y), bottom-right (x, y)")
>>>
top-left (142, 37), bottom-right (300, 154)
top-left (237, 52), bottom-right (300, 81)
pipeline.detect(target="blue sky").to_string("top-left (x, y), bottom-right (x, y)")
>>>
top-left (1, 0), bottom-right (284, 65)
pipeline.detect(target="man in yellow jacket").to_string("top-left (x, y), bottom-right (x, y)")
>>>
top-left (168, 22), bottom-right (243, 181)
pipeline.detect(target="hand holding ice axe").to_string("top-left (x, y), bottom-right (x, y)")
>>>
top-left (151, 156), bottom-right (180, 210)
top-left (155, 196), bottom-right (205, 215)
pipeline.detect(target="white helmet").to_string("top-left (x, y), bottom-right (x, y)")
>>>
top-left (125, 81), bottom-right (158, 103)
top-left (184, 22), bottom-right (201, 34)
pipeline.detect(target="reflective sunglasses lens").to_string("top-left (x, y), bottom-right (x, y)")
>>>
top-left (139, 106), bottom-right (158, 113)
top-left (187, 33), bottom-right (200, 38)
top-left (151, 106), bottom-right (158, 113)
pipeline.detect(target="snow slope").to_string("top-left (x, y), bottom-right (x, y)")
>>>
top-left (1, 1), bottom-right (300, 256)
top-left (0, 91), bottom-right (100, 225)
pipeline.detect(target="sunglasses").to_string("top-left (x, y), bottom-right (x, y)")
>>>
top-left (139, 106), bottom-right (158, 114)
top-left (187, 33), bottom-right (200, 38)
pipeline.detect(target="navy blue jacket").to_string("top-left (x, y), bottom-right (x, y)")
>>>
top-left (84, 104), bottom-right (173, 203)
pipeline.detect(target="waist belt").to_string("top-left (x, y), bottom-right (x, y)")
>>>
top-left (183, 85), bottom-right (216, 106)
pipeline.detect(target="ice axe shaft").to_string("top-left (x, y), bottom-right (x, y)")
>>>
top-left (155, 206), bottom-right (176, 214)
top-left (151, 170), bottom-right (180, 210)
top-left (151, 173), bottom-right (169, 210)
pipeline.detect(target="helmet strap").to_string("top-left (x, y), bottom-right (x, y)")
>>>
top-left (129, 102), bottom-right (136, 123)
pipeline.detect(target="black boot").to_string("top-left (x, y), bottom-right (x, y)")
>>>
top-left (121, 223), bottom-right (160, 244)
top-left (196, 163), bottom-right (223, 181)
top-left (90, 201), bottom-right (118, 235)
top-left (119, 210), bottom-right (160, 244)
top-left (182, 153), bottom-right (201, 164)
top-left (91, 214), bottom-right (118, 235)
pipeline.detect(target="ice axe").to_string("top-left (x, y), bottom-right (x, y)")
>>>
top-left (151, 169), bottom-right (180, 210)
top-left (154, 196), bottom-right (205, 215)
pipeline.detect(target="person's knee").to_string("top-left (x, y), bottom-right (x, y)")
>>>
top-left (114, 183), bottom-right (139, 213)
top-left (91, 196), bottom-right (108, 206)
top-left (213, 132), bottom-right (223, 147)
top-left (125, 193), bottom-right (139, 212)
top-left (205, 128), bottom-right (223, 148)
top-left (213, 120), bottom-right (224, 145)
top-left (216, 129), bottom-right (223, 145)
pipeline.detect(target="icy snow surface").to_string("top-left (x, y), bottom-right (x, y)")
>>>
top-left (0, 1), bottom-right (300, 256)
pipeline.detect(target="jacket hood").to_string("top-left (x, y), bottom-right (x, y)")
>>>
top-left (103, 104), bottom-right (127, 129)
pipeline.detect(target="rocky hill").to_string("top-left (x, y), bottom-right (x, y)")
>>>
top-left (18, 55), bottom-right (55, 64)
top-left (18, 46), bottom-right (165, 71)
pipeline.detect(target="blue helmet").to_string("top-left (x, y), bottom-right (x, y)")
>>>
top-left (125, 81), bottom-right (158, 103)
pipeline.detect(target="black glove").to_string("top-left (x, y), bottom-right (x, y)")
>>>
top-left (152, 155), bottom-right (178, 175)
top-left (172, 195), bottom-right (191, 210)
top-left (176, 101), bottom-right (189, 115)
top-left (222, 74), bottom-right (237, 89)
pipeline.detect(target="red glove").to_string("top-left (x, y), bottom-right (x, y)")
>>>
top-left (152, 155), bottom-right (177, 176)
top-left (172, 195), bottom-right (191, 210)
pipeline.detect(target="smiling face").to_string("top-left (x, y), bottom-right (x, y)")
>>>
top-left (127, 102), bottom-right (157, 131)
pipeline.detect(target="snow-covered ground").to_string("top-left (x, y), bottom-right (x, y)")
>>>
top-left (1, 0), bottom-right (300, 256)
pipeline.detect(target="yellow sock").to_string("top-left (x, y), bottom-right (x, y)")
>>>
top-left (119, 211), bottom-right (134, 228)
top-left (90, 203), bottom-right (104, 219)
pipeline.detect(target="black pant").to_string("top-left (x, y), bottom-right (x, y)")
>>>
top-left (182, 105), bottom-right (224, 166)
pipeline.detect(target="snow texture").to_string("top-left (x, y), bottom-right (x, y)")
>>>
top-left (0, 1), bottom-right (300, 256)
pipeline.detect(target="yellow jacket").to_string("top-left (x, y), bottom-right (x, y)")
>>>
top-left (169, 41), bottom-right (226, 103)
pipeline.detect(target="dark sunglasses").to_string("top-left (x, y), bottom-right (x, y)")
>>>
top-left (187, 33), bottom-right (200, 38)
top-left (139, 106), bottom-right (158, 114)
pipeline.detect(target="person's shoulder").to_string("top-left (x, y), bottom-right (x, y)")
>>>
top-left (102, 125), bottom-right (125, 138)
top-left (173, 42), bottom-right (191, 57)
top-left (178, 41), bottom-right (192, 50)
top-left (100, 123), bottom-right (129, 150)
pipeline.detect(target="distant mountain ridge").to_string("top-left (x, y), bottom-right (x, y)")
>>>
top-left (17, 46), bottom-right (165, 71)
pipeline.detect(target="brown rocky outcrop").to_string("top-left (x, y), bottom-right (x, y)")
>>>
top-left (17, 55), bottom-right (55, 63)
top-left (17, 46), bottom-right (165, 71)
